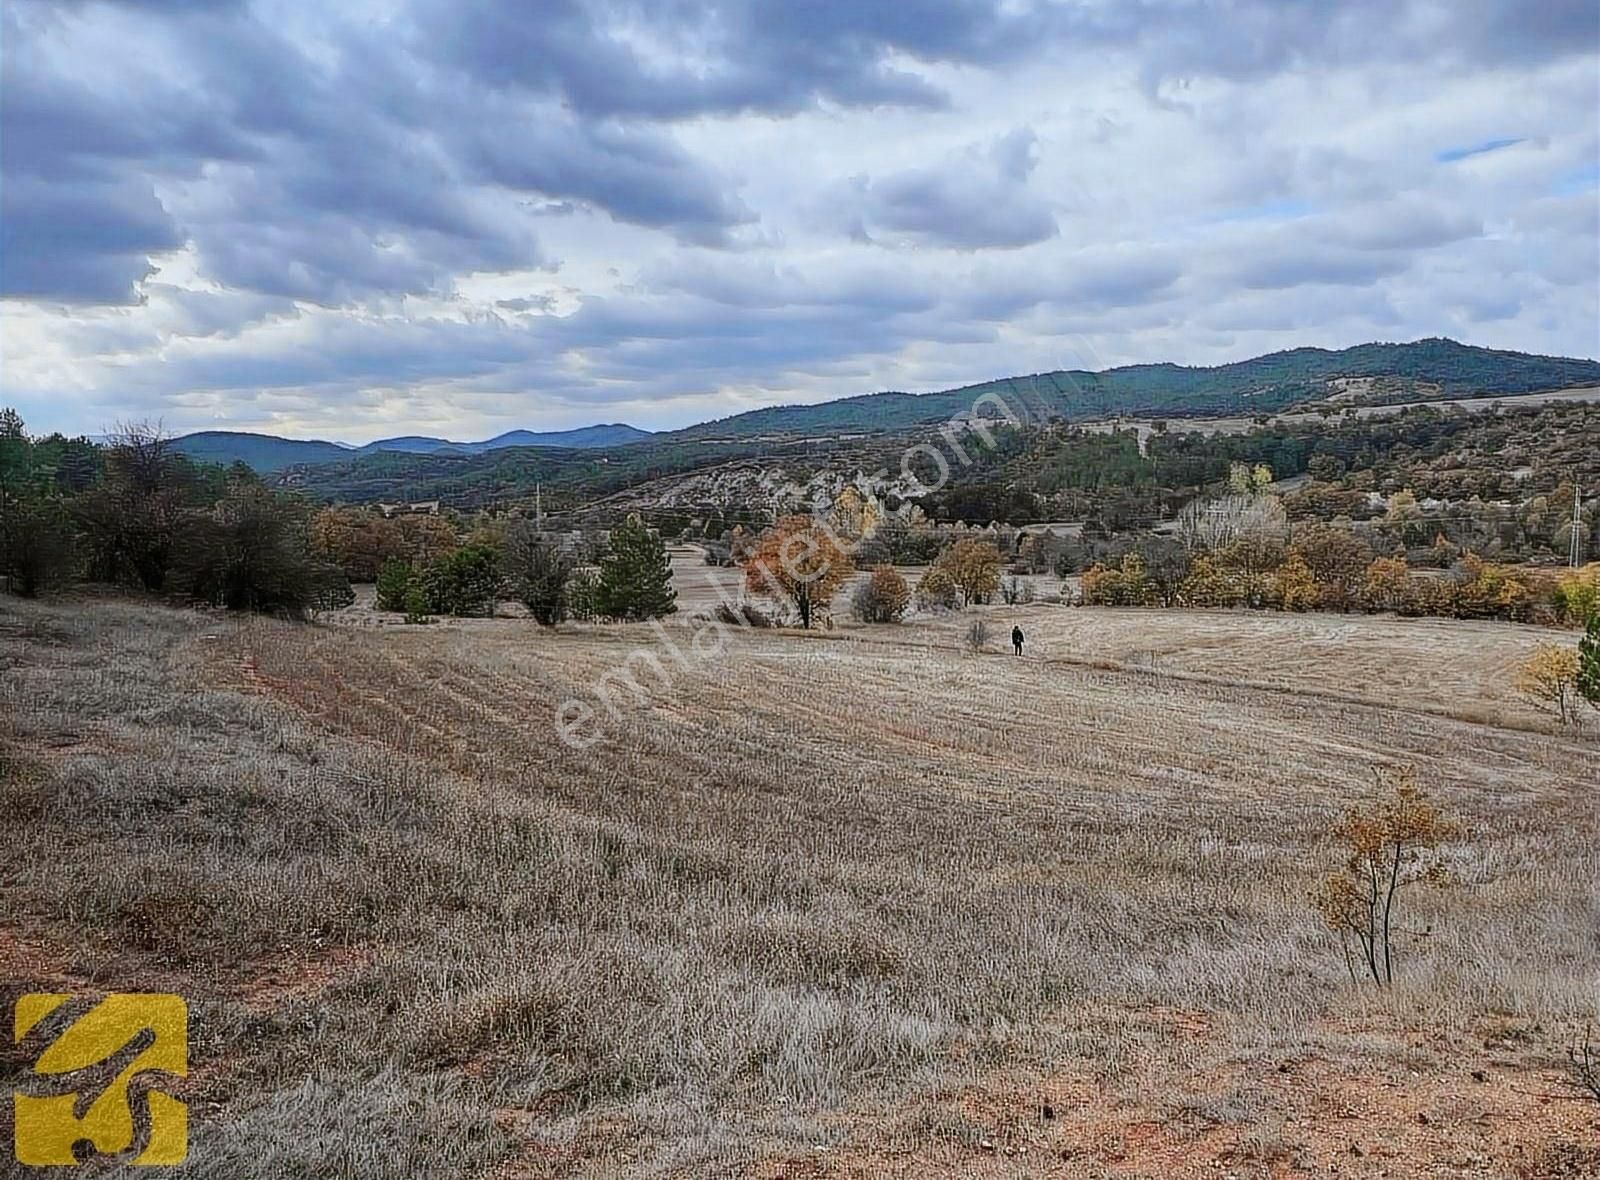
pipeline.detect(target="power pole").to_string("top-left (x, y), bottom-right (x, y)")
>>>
top-left (1572, 481), bottom-right (1584, 569)
top-left (536, 482), bottom-right (543, 533)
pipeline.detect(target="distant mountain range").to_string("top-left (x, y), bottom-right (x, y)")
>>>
top-left (171, 423), bottom-right (653, 472)
top-left (167, 339), bottom-right (1600, 474)
top-left (673, 337), bottom-right (1600, 439)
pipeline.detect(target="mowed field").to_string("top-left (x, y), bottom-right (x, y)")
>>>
top-left (2, 590), bottom-right (1598, 1178)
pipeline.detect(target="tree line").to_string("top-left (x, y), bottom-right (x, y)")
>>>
top-left (1080, 506), bottom-right (1599, 628)
top-left (368, 513), bottom-right (676, 626)
top-left (1, 413), bottom-right (352, 615)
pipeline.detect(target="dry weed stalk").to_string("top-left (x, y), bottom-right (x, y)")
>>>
top-left (1571, 1026), bottom-right (1600, 1104)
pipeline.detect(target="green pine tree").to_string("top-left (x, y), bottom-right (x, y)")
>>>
top-left (375, 557), bottom-right (414, 612)
top-left (595, 514), bottom-right (676, 621)
top-left (1578, 613), bottom-right (1600, 713)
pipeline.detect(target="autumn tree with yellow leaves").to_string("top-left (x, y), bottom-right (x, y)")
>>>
top-left (742, 515), bottom-right (854, 629)
top-left (1516, 643), bottom-right (1582, 724)
top-left (827, 486), bottom-right (881, 544)
top-left (931, 537), bottom-right (1003, 606)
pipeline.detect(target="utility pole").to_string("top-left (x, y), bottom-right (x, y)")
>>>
top-left (536, 482), bottom-right (543, 534)
top-left (1571, 481), bottom-right (1584, 569)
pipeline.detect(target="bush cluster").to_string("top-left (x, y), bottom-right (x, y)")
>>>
top-left (1082, 521), bottom-right (1598, 628)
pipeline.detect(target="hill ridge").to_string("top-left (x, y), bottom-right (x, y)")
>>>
top-left (170, 338), bottom-right (1600, 472)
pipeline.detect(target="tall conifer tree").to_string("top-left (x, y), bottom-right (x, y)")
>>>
top-left (596, 514), bottom-right (676, 620)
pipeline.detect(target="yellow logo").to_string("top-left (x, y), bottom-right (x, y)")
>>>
top-left (13, 993), bottom-right (188, 1166)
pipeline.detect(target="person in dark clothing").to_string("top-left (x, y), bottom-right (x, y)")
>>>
top-left (1011, 625), bottom-right (1024, 656)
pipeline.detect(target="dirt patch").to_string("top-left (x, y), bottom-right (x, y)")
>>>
top-left (733, 1031), bottom-right (1600, 1179)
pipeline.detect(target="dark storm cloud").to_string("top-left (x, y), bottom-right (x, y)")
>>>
top-left (421, 0), bottom-right (1055, 118)
top-left (5, 0), bottom-right (1584, 306)
top-left (0, 175), bottom-right (183, 304)
top-left (0, 0), bottom-right (753, 307)
top-left (459, 114), bottom-right (752, 245)
top-left (1, 5), bottom-right (200, 301)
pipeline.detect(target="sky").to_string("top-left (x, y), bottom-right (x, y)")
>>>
top-left (2, 0), bottom-right (1598, 444)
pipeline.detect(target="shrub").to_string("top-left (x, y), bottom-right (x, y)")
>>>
top-left (376, 558), bottom-right (415, 612)
top-left (915, 567), bottom-right (959, 611)
top-left (422, 545), bottom-right (500, 617)
top-left (964, 619), bottom-right (990, 654)
top-left (1361, 556), bottom-right (1410, 613)
top-left (1216, 535), bottom-right (1284, 608)
top-left (70, 421), bottom-right (188, 591)
top-left (851, 566), bottom-right (911, 623)
top-left (1553, 565), bottom-right (1600, 626)
top-left (167, 487), bottom-right (331, 618)
top-left (402, 585), bottom-right (431, 625)
top-left (1579, 615), bottom-right (1600, 713)
top-left (0, 497), bottom-right (78, 598)
top-left (1291, 523), bottom-right (1373, 612)
top-left (309, 564), bottom-right (356, 613)
top-left (1516, 643), bottom-right (1582, 724)
top-left (1447, 554), bottom-right (1531, 621)
top-left (1181, 554), bottom-right (1242, 608)
top-left (1273, 554), bottom-right (1321, 612)
top-left (1310, 767), bottom-right (1458, 986)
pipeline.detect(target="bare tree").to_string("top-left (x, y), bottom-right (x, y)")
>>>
top-left (1177, 494), bottom-right (1290, 552)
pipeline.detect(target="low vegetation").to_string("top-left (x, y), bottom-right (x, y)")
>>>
top-left (849, 565), bottom-right (911, 623)
top-left (2, 593), bottom-right (1595, 1176)
top-left (1, 413), bottom-right (351, 617)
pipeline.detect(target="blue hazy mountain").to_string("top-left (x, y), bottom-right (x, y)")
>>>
top-left (172, 423), bottom-right (654, 471)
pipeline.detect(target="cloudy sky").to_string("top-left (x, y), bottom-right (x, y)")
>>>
top-left (3, 0), bottom-right (1597, 443)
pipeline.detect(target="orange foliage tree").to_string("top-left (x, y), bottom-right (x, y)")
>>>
top-left (1273, 553), bottom-right (1321, 611)
top-left (742, 515), bottom-right (854, 629)
top-left (851, 565), bottom-right (911, 623)
top-left (1311, 767), bottom-right (1458, 986)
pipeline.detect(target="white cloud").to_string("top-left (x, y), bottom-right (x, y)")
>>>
top-left (1, 0), bottom-right (1595, 442)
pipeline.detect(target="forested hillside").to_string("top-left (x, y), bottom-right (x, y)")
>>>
top-left (674, 337), bottom-right (1600, 438)
top-left (173, 431), bottom-right (352, 471)
top-left (267, 338), bottom-right (1599, 500)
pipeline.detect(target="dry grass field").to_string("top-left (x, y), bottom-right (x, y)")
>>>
top-left (3, 591), bottom-right (1598, 1178)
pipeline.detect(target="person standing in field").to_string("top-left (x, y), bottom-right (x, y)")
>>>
top-left (1012, 625), bottom-right (1024, 656)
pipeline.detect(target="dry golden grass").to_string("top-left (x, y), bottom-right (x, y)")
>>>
top-left (1, 593), bottom-right (1596, 1177)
